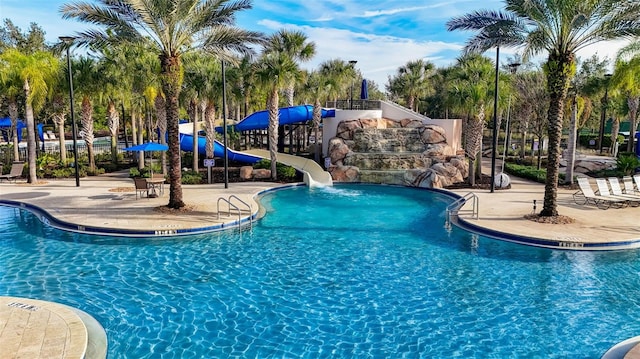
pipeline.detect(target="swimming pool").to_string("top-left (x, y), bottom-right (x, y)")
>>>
top-left (1, 184), bottom-right (639, 358)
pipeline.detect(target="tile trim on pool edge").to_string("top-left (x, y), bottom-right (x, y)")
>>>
top-left (443, 190), bottom-right (640, 251)
top-left (0, 183), bottom-right (304, 238)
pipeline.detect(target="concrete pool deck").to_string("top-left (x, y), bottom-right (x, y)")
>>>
top-left (0, 170), bottom-right (639, 249)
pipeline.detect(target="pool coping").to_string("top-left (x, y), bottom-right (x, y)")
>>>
top-left (2, 181), bottom-right (640, 250)
top-left (0, 183), bottom-right (303, 238)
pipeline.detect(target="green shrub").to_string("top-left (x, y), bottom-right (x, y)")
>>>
top-left (253, 159), bottom-right (297, 180)
top-left (615, 155), bottom-right (640, 176)
top-left (504, 162), bottom-right (565, 184)
top-left (129, 167), bottom-right (142, 178)
top-left (182, 170), bottom-right (204, 184)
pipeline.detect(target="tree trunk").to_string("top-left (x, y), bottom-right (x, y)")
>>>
top-left (155, 95), bottom-right (167, 175)
top-left (541, 55), bottom-right (573, 217)
top-left (9, 100), bottom-right (20, 161)
top-left (161, 54), bottom-right (185, 209)
top-left (189, 99), bottom-right (199, 172)
top-left (268, 86), bottom-right (279, 181)
top-left (313, 98), bottom-right (322, 164)
top-left (627, 96), bottom-right (639, 153)
top-left (81, 96), bottom-right (95, 171)
top-left (23, 80), bottom-right (37, 183)
top-left (564, 96), bottom-right (577, 184)
top-left (610, 117), bottom-right (620, 156)
top-left (204, 100), bottom-right (216, 159)
top-left (107, 101), bottom-right (119, 164)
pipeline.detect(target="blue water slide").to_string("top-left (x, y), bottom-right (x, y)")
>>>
top-left (179, 132), bottom-right (262, 164)
top-left (216, 105), bottom-right (335, 133)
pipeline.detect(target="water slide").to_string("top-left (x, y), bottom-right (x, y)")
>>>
top-left (215, 105), bottom-right (335, 133)
top-left (178, 105), bottom-right (335, 186)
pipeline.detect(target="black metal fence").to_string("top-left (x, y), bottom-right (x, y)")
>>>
top-left (326, 100), bottom-right (381, 110)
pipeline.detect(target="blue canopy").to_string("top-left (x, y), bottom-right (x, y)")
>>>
top-left (124, 142), bottom-right (168, 152)
top-left (0, 117), bottom-right (26, 142)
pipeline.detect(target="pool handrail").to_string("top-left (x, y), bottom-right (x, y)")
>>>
top-left (445, 192), bottom-right (479, 229)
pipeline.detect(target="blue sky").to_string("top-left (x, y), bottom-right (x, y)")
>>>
top-left (0, 0), bottom-right (629, 87)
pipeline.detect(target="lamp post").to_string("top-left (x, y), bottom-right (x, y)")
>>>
top-left (349, 60), bottom-right (357, 110)
top-left (490, 46), bottom-right (500, 193)
top-left (598, 73), bottom-right (613, 154)
top-left (59, 36), bottom-right (80, 187)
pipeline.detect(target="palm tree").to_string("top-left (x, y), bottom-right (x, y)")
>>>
top-left (319, 59), bottom-right (355, 103)
top-left (255, 52), bottom-right (298, 180)
top-left (447, 0), bottom-right (640, 217)
top-left (447, 54), bottom-right (496, 185)
top-left (0, 49), bottom-right (59, 183)
top-left (611, 56), bottom-right (640, 152)
top-left (265, 30), bottom-right (316, 106)
top-left (62, 0), bottom-right (264, 209)
top-left (73, 56), bottom-right (99, 172)
top-left (393, 59), bottom-right (436, 112)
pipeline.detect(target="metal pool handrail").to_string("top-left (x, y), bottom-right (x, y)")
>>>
top-left (228, 195), bottom-right (252, 229)
top-left (445, 192), bottom-right (479, 229)
top-left (217, 197), bottom-right (241, 231)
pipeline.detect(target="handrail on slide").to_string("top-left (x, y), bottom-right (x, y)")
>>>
top-left (216, 195), bottom-right (253, 231)
top-left (445, 192), bottom-right (479, 229)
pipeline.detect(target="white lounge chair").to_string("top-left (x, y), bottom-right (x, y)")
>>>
top-left (573, 177), bottom-right (626, 209)
top-left (607, 177), bottom-right (640, 205)
top-left (595, 178), bottom-right (632, 206)
top-left (623, 176), bottom-right (638, 195)
top-left (634, 175), bottom-right (640, 193)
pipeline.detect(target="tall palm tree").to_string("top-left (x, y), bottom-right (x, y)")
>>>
top-left (447, 0), bottom-right (640, 217)
top-left (611, 56), bottom-right (640, 152)
top-left (448, 54), bottom-right (496, 185)
top-left (265, 29), bottom-right (316, 106)
top-left (255, 52), bottom-right (298, 180)
top-left (62, 0), bottom-right (264, 209)
top-left (395, 59), bottom-right (436, 112)
top-left (73, 56), bottom-right (99, 172)
top-left (319, 59), bottom-right (354, 103)
top-left (0, 49), bottom-right (59, 183)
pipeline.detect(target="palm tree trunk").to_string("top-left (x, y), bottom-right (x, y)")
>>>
top-left (564, 96), bottom-right (577, 184)
top-left (313, 98), bottom-right (322, 163)
top-left (161, 54), bottom-right (185, 209)
top-left (23, 80), bottom-right (37, 183)
top-left (610, 117), bottom-right (620, 156)
top-left (268, 86), bottom-right (279, 180)
top-left (81, 96), bottom-right (96, 171)
top-left (627, 96), bottom-right (638, 152)
top-left (155, 95), bottom-right (167, 175)
top-left (9, 100), bottom-right (20, 161)
top-left (204, 100), bottom-right (216, 159)
top-left (107, 101), bottom-right (119, 163)
top-left (541, 56), bottom-right (572, 217)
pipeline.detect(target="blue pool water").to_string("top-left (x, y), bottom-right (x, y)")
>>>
top-left (1, 185), bottom-right (640, 358)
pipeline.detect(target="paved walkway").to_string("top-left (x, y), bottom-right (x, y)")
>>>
top-left (1, 170), bottom-right (639, 249)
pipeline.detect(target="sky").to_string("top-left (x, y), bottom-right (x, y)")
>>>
top-left (0, 0), bottom-right (631, 89)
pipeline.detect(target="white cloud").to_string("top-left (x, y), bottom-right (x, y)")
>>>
top-left (258, 20), bottom-right (462, 88)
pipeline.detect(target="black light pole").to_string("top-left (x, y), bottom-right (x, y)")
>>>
top-left (60, 36), bottom-right (80, 187)
top-left (490, 46), bottom-right (500, 193)
top-left (598, 73), bottom-right (613, 154)
top-left (221, 60), bottom-right (229, 189)
top-left (349, 60), bottom-right (357, 109)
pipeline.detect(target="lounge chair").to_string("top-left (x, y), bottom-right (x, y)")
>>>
top-left (47, 131), bottom-right (56, 140)
top-left (0, 162), bottom-right (25, 182)
top-left (133, 177), bottom-right (149, 200)
top-left (595, 178), bottom-right (632, 206)
top-left (624, 176), bottom-right (638, 195)
top-left (607, 177), bottom-right (640, 205)
top-left (634, 175), bottom-right (640, 194)
top-left (573, 177), bottom-right (626, 209)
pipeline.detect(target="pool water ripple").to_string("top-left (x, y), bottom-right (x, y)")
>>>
top-left (2, 185), bottom-right (640, 357)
